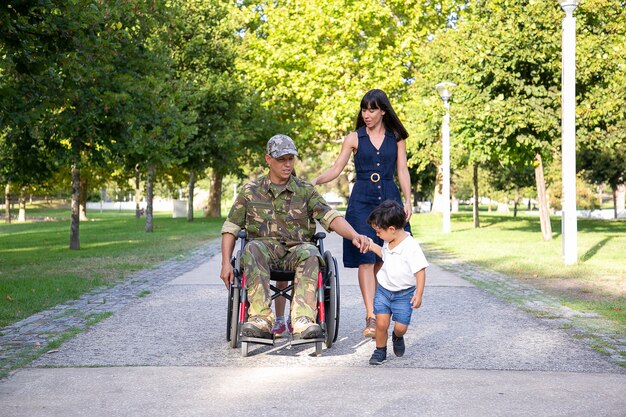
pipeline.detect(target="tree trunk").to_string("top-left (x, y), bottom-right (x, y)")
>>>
top-left (187, 171), bottom-right (196, 222)
top-left (135, 164), bottom-right (142, 218)
top-left (513, 188), bottom-right (519, 218)
top-left (69, 161), bottom-right (81, 249)
top-left (207, 170), bottom-right (223, 217)
top-left (145, 164), bottom-right (155, 232)
top-left (79, 176), bottom-right (88, 221)
top-left (613, 185), bottom-right (617, 219)
top-left (4, 183), bottom-right (11, 224)
top-left (534, 153), bottom-right (552, 241)
top-left (431, 165), bottom-right (444, 213)
top-left (617, 184), bottom-right (625, 212)
top-left (473, 163), bottom-right (480, 228)
top-left (18, 187), bottom-right (26, 222)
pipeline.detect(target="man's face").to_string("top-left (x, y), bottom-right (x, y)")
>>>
top-left (265, 153), bottom-right (295, 184)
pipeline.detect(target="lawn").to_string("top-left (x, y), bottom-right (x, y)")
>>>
top-left (0, 208), bottom-right (223, 327)
top-left (2, 206), bottom-right (624, 330)
top-left (410, 211), bottom-right (626, 325)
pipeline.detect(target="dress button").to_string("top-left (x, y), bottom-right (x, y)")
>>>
top-left (378, 197), bottom-right (382, 200)
top-left (376, 163), bottom-right (380, 166)
top-left (377, 185), bottom-right (381, 189)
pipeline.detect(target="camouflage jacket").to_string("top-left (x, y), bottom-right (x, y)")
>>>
top-left (221, 174), bottom-right (341, 246)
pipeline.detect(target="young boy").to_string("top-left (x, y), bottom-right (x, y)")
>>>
top-left (365, 200), bottom-right (428, 365)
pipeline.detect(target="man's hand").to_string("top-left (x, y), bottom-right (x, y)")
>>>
top-left (220, 263), bottom-right (234, 289)
top-left (352, 234), bottom-right (370, 253)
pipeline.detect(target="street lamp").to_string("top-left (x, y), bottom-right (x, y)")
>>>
top-left (558, 0), bottom-right (580, 264)
top-left (436, 81), bottom-right (456, 234)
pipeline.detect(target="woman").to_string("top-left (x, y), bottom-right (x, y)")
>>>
top-left (312, 89), bottom-right (412, 338)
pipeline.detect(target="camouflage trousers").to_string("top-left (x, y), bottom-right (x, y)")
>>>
top-left (242, 240), bottom-right (324, 326)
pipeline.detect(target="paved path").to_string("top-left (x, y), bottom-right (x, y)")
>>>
top-left (1, 232), bottom-right (625, 416)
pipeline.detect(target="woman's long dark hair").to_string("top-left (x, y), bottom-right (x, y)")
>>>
top-left (355, 89), bottom-right (408, 141)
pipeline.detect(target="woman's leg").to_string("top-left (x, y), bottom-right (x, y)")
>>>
top-left (358, 263), bottom-right (376, 317)
top-left (358, 263), bottom-right (377, 337)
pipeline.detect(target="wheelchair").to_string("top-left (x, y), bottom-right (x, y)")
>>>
top-left (226, 230), bottom-right (340, 357)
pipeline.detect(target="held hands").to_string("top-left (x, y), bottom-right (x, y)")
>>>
top-left (351, 234), bottom-right (371, 253)
top-left (219, 263), bottom-right (234, 289)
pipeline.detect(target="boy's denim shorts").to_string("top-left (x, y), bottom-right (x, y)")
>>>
top-left (373, 284), bottom-right (416, 325)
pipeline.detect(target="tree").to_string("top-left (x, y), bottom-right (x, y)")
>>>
top-left (237, 0), bottom-right (467, 152)
top-left (408, 0), bottom-right (566, 240)
top-left (575, 0), bottom-right (626, 218)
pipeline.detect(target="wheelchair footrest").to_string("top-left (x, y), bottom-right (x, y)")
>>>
top-left (290, 337), bottom-right (325, 346)
top-left (239, 335), bottom-right (275, 346)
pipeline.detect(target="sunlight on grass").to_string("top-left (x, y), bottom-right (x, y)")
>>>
top-left (410, 211), bottom-right (626, 325)
top-left (1, 210), bottom-right (224, 327)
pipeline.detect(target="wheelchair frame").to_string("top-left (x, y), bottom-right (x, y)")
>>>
top-left (226, 230), bottom-right (340, 357)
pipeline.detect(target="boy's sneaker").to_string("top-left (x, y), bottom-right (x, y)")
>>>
top-left (271, 318), bottom-right (292, 337)
top-left (392, 332), bottom-right (405, 357)
top-left (369, 347), bottom-right (387, 365)
top-left (241, 316), bottom-right (272, 339)
top-left (271, 320), bottom-right (288, 337)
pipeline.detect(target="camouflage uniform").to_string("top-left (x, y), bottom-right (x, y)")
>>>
top-left (222, 174), bottom-right (341, 327)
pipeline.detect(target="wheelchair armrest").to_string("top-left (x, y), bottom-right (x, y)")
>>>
top-left (313, 232), bottom-right (326, 241)
top-left (237, 230), bottom-right (247, 240)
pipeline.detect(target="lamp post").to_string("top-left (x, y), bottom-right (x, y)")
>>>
top-left (436, 82), bottom-right (456, 234)
top-left (558, 0), bottom-right (580, 265)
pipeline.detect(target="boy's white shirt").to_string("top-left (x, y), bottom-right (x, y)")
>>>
top-left (377, 232), bottom-right (429, 291)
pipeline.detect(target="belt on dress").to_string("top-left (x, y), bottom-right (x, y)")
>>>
top-left (356, 173), bottom-right (392, 183)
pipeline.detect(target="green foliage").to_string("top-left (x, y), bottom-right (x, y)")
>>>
top-left (236, 0), bottom-right (466, 153)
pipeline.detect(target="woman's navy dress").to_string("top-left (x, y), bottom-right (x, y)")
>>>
top-left (343, 126), bottom-right (411, 267)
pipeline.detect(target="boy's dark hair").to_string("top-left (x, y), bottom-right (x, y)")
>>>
top-left (367, 200), bottom-right (406, 230)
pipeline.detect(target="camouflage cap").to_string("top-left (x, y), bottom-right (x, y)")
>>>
top-left (266, 134), bottom-right (298, 158)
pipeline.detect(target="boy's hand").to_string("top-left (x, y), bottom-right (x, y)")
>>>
top-left (352, 234), bottom-right (370, 253)
top-left (411, 293), bottom-right (423, 309)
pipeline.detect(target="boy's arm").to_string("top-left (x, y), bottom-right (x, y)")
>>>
top-left (411, 268), bottom-right (426, 309)
top-left (367, 237), bottom-right (383, 258)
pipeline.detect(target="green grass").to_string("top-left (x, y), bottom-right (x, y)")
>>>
top-left (2, 205), bottom-right (624, 332)
top-left (0, 208), bottom-right (223, 327)
top-left (410, 211), bottom-right (626, 325)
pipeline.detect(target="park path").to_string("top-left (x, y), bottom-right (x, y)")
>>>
top-left (1, 231), bottom-right (625, 416)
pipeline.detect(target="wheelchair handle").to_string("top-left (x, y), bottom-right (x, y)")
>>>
top-left (238, 230), bottom-right (247, 253)
top-left (314, 232), bottom-right (326, 254)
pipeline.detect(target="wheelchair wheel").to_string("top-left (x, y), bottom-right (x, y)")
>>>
top-left (227, 284), bottom-right (235, 342)
top-left (228, 285), bottom-right (241, 349)
top-left (323, 251), bottom-right (340, 348)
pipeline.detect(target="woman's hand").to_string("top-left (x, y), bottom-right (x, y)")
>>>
top-left (404, 201), bottom-right (413, 223)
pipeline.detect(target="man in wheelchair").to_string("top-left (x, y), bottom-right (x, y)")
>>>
top-left (220, 134), bottom-right (370, 340)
